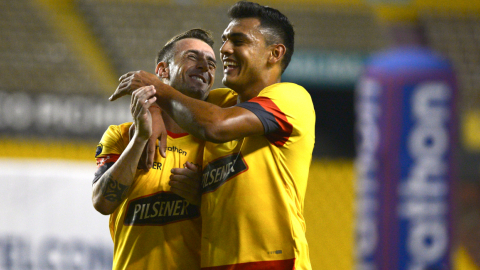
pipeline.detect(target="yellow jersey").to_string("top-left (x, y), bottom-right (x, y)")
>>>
top-left (95, 124), bottom-right (204, 270)
top-left (200, 83), bottom-right (316, 269)
top-left (93, 88), bottom-right (238, 270)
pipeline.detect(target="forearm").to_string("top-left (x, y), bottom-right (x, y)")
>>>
top-left (92, 134), bottom-right (148, 215)
top-left (153, 84), bottom-right (231, 142)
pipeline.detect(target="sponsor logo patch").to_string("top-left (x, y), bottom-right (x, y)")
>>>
top-left (124, 192), bottom-right (199, 226)
top-left (95, 143), bottom-right (103, 157)
top-left (202, 153), bottom-right (248, 194)
top-left (167, 145), bottom-right (187, 156)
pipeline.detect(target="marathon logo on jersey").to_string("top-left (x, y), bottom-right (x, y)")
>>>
top-left (124, 192), bottom-right (199, 226)
top-left (167, 145), bottom-right (187, 156)
top-left (202, 153), bottom-right (248, 194)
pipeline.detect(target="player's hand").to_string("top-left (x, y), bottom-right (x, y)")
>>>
top-left (149, 105), bottom-right (167, 159)
top-left (170, 162), bottom-right (202, 205)
top-left (128, 121), bottom-right (161, 171)
top-left (128, 105), bottom-right (168, 171)
top-left (110, 70), bottom-right (160, 101)
top-left (130, 86), bottom-right (157, 141)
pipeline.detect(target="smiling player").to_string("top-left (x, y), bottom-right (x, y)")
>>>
top-left (92, 29), bottom-right (236, 270)
top-left (110, 2), bottom-right (315, 269)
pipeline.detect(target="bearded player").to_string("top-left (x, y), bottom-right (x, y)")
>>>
top-left (92, 29), bottom-right (235, 269)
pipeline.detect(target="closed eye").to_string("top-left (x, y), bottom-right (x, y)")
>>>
top-left (233, 40), bottom-right (244, 46)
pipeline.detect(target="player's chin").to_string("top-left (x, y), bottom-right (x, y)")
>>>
top-left (222, 76), bottom-right (235, 88)
top-left (186, 86), bottom-right (209, 100)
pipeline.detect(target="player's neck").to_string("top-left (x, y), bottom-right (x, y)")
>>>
top-left (236, 77), bottom-right (281, 103)
top-left (162, 111), bottom-right (185, 134)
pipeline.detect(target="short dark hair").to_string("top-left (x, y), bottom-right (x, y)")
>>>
top-left (227, 1), bottom-right (294, 73)
top-left (156, 28), bottom-right (214, 65)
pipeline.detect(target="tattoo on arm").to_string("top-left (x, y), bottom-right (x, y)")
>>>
top-left (101, 175), bottom-right (130, 202)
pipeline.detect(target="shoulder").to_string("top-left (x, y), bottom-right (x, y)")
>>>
top-left (206, 88), bottom-right (238, 108)
top-left (251, 83), bottom-right (314, 113)
top-left (97, 122), bottom-right (132, 157)
top-left (253, 83), bottom-right (315, 132)
top-left (102, 122), bottom-right (132, 139)
top-left (258, 83), bottom-right (311, 101)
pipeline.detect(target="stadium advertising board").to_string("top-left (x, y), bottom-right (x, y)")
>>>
top-left (283, 50), bottom-right (365, 87)
top-left (0, 91), bottom-right (130, 139)
top-left (355, 47), bottom-right (456, 269)
top-left (0, 160), bottom-right (113, 270)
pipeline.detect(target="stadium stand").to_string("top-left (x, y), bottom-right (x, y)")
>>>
top-left (78, 1), bottom-right (230, 88)
top-left (78, 0), bottom-right (385, 88)
top-left (0, 0), bottom-right (104, 94)
top-left (422, 12), bottom-right (480, 113)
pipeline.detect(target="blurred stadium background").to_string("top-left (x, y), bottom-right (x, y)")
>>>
top-left (0, 0), bottom-right (479, 269)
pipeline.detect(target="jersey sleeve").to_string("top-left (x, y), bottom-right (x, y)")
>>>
top-left (93, 123), bottom-right (131, 185)
top-left (236, 83), bottom-right (315, 147)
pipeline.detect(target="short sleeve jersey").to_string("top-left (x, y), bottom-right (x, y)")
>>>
top-left (200, 83), bottom-right (315, 270)
top-left (95, 124), bottom-right (204, 270)
top-left (93, 89), bottom-right (237, 270)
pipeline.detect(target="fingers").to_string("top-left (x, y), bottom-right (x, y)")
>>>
top-left (130, 89), bottom-right (143, 119)
top-left (184, 161), bottom-right (199, 172)
top-left (119, 72), bottom-right (134, 82)
top-left (169, 173), bottom-right (201, 205)
top-left (110, 77), bottom-right (133, 101)
top-left (171, 166), bottom-right (200, 179)
top-left (132, 85), bottom-right (157, 101)
top-left (131, 92), bottom-right (156, 121)
top-left (170, 166), bottom-right (201, 191)
top-left (130, 86), bottom-right (156, 141)
top-left (109, 89), bottom-right (122, 101)
top-left (149, 105), bottom-right (166, 158)
top-left (110, 71), bottom-right (139, 101)
top-left (146, 136), bottom-right (156, 168)
top-left (145, 95), bottom-right (157, 108)
top-left (132, 86), bottom-right (157, 112)
top-left (169, 177), bottom-right (200, 192)
top-left (159, 133), bottom-right (167, 158)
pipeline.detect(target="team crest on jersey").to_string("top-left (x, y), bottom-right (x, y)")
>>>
top-left (202, 152), bottom-right (248, 194)
top-left (124, 192), bottom-right (200, 226)
top-left (95, 143), bottom-right (103, 157)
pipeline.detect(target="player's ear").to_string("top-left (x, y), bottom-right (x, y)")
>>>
top-left (268, 44), bottom-right (286, 66)
top-left (155, 62), bottom-right (170, 79)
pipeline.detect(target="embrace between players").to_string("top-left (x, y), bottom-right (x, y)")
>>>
top-left (91, 1), bottom-right (315, 269)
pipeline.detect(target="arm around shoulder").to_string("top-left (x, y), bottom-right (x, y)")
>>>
top-left (195, 105), bottom-right (264, 143)
top-left (153, 86), bottom-right (264, 142)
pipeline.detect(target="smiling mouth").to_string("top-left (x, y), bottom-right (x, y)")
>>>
top-left (191, 75), bottom-right (206, 84)
top-left (223, 61), bottom-right (238, 70)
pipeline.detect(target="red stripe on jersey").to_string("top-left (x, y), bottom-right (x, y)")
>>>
top-left (95, 154), bottom-right (120, 168)
top-left (201, 258), bottom-right (295, 270)
top-left (249, 96), bottom-right (293, 147)
top-left (167, 130), bottom-right (189, 138)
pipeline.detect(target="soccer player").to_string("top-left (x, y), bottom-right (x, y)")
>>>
top-left (110, 1), bottom-right (315, 269)
top-left (91, 29), bottom-right (235, 269)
